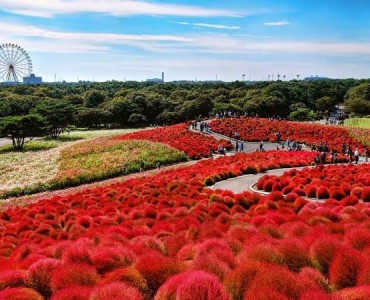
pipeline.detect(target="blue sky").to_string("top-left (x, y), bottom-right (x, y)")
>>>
top-left (1, 0), bottom-right (370, 82)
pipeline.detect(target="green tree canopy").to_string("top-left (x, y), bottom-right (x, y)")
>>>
top-left (32, 100), bottom-right (76, 138)
top-left (0, 114), bottom-right (46, 151)
top-left (345, 83), bottom-right (370, 116)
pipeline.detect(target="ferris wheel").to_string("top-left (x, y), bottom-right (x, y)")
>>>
top-left (0, 43), bottom-right (32, 83)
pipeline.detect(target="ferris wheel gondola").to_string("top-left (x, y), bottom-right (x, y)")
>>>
top-left (0, 43), bottom-right (32, 83)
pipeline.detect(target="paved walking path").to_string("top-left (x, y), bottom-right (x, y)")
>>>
top-left (193, 120), bottom-right (368, 195)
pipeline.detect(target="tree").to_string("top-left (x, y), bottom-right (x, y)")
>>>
top-left (344, 83), bottom-right (370, 116)
top-left (103, 97), bottom-right (140, 126)
top-left (84, 89), bottom-right (106, 108)
top-left (156, 111), bottom-right (181, 125)
top-left (128, 113), bottom-right (148, 127)
top-left (32, 100), bottom-right (75, 138)
top-left (288, 108), bottom-right (317, 121)
top-left (0, 114), bottom-right (46, 151)
top-left (76, 108), bottom-right (112, 128)
top-left (315, 96), bottom-right (335, 120)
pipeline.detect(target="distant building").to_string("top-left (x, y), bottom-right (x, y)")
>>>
top-left (304, 75), bottom-right (329, 82)
top-left (23, 73), bottom-right (42, 84)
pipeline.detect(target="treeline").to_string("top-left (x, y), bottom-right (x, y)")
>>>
top-left (1, 79), bottom-right (370, 131)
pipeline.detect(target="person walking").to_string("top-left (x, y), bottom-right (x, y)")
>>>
top-left (365, 147), bottom-right (369, 162)
top-left (354, 148), bottom-right (360, 164)
top-left (259, 141), bottom-right (264, 151)
top-left (240, 142), bottom-right (244, 152)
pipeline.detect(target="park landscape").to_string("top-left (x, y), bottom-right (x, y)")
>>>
top-left (1, 0), bottom-right (370, 298)
top-left (0, 104), bottom-right (370, 299)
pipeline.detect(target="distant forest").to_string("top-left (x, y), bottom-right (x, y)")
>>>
top-left (0, 79), bottom-right (370, 129)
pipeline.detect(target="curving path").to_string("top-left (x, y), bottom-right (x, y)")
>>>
top-left (193, 119), bottom-right (368, 196)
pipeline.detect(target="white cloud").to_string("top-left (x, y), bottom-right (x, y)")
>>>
top-left (0, 0), bottom-right (242, 18)
top-left (173, 21), bottom-right (240, 30)
top-left (2, 21), bottom-right (370, 59)
top-left (264, 20), bottom-right (290, 26)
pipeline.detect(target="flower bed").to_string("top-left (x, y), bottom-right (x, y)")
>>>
top-left (2, 151), bottom-right (370, 298)
top-left (347, 127), bottom-right (370, 146)
top-left (210, 118), bottom-right (367, 152)
top-left (257, 163), bottom-right (370, 201)
top-left (1, 139), bottom-right (187, 198)
top-left (114, 123), bottom-right (233, 159)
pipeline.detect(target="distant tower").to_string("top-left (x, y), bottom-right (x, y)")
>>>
top-left (277, 74), bottom-right (281, 81)
top-left (162, 72), bottom-right (164, 83)
top-left (283, 75), bottom-right (286, 81)
top-left (296, 74), bottom-right (300, 80)
top-left (242, 74), bottom-right (246, 81)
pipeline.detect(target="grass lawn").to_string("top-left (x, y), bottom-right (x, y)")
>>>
top-left (344, 118), bottom-right (370, 129)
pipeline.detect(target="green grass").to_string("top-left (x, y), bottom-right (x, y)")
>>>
top-left (344, 118), bottom-right (370, 129)
top-left (0, 128), bottom-right (144, 153)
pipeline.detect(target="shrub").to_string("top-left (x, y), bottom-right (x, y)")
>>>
top-left (279, 239), bottom-right (312, 272)
top-left (299, 291), bottom-right (333, 300)
top-left (362, 187), bottom-right (370, 202)
top-left (50, 263), bottom-right (100, 292)
top-left (27, 258), bottom-right (62, 298)
top-left (246, 264), bottom-right (303, 299)
top-left (223, 259), bottom-right (261, 300)
top-left (61, 240), bottom-right (93, 265)
top-left (329, 187), bottom-right (346, 201)
top-left (136, 251), bottom-right (183, 294)
top-left (316, 186), bottom-right (330, 199)
top-left (244, 286), bottom-right (290, 300)
top-left (0, 269), bottom-right (26, 290)
top-left (101, 267), bottom-right (148, 293)
top-left (268, 191), bottom-right (284, 202)
top-left (344, 228), bottom-right (370, 250)
top-left (92, 246), bottom-right (137, 273)
top-left (309, 237), bottom-right (341, 275)
top-left (304, 185), bottom-right (317, 198)
top-left (282, 185), bottom-right (295, 195)
top-left (263, 179), bottom-right (273, 192)
top-left (90, 282), bottom-right (144, 300)
top-left (333, 286), bottom-right (370, 300)
top-left (329, 248), bottom-right (364, 289)
top-left (155, 270), bottom-right (231, 300)
top-left (0, 287), bottom-right (44, 300)
top-left (50, 286), bottom-right (92, 300)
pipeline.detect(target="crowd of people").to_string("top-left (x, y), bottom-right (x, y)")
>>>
top-left (192, 119), bottom-right (369, 164)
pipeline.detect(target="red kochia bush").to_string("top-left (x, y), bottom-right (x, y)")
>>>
top-left (155, 270), bottom-right (231, 300)
top-left (333, 286), bottom-right (370, 300)
top-left (0, 287), bottom-right (43, 300)
top-left (316, 186), bottom-right (330, 199)
top-left (50, 263), bottom-right (100, 292)
top-left (90, 282), bottom-right (143, 300)
top-left (362, 187), bottom-right (370, 202)
top-left (92, 246), bottom-right (137, 273)
top-left (329, 248), bottom-right (364, 289)
top-left (309, 237), bottom-right (341, 275)
top-left (136, 251), bottom-right (183, 293)
top-left (27, 258), bottom-right (62, 298)
top-left (223, 259), bottom-right (261, 300)
top-left (50, 286), bottom-right (92, 300)
top-left (0, 269), bottom-right (26, 290)
top-left (244, 286), bottom-right (290, 300)
top-left (245, 264), bottom-right (304, 299)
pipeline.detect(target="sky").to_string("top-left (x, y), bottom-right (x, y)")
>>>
top-left (1, 0), bottom-right (370, 82)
